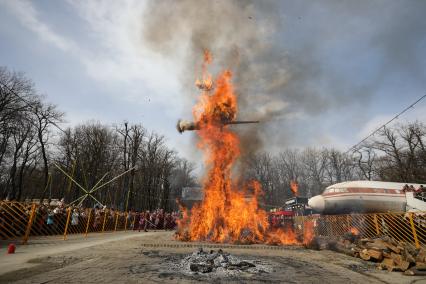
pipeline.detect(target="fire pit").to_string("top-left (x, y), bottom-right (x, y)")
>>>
top-left (168, 248), bottom-right (273, 277)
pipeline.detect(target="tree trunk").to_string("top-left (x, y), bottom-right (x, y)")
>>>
top-left (38, 127), bottom-right (49, 204)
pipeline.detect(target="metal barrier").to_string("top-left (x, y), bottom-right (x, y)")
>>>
top-left (0, 202), bottom-right (33, 242)
top-left (1, 201), bottom-right (425, 248)
top-left (0, 201), bottom-right (143, 244)
top-left (299, 212), bottom-right (426, 248)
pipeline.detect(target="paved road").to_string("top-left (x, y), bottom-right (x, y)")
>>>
top-left (1, 232), bottom-right (425, 284)
top-left (0, 231), bottom-right (155, 277)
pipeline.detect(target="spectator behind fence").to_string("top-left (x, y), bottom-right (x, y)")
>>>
top-left (71, 209), bottom-right (79, 226)
top-left (144, 210), bottom-right (150, 232)
top-left (402, 184), bottom-right (409, 192)
top-left (138, 212), bottom-right (145, 232)
top-left (416, 185), bottom-right (426, 200)
top-left (46, 209), bottom-right (54, 226)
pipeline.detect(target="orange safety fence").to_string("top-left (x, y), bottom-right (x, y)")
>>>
top-left (2, 201), bottom-right (425, 249)
top-left (0, 202), bottom-right (32, 240)
top-left (0, 201), bottom-right (143, 244)
top-left (297, 212), bottom-right (426, 248)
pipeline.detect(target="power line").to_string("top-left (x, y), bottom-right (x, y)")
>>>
top-left (345, 93), bottom-right (426, 154)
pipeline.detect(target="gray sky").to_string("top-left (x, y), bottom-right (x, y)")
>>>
top-left (0, 0), bottom-right (425, 173)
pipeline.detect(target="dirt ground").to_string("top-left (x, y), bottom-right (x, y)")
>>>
top-left (1, 231), bottom-right (425, 284)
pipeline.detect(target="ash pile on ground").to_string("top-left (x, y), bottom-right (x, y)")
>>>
top-left (169, 248), bottom-right (273, 277)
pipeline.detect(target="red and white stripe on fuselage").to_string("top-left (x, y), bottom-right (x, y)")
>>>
top-left (323, 187), bottom-right (403, 196)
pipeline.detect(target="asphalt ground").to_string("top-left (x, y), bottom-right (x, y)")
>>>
top-left (0, 231), bottom-right (425, 284)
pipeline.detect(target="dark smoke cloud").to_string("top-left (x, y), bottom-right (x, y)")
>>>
top-left (142, 0), bottom-right (426, 155)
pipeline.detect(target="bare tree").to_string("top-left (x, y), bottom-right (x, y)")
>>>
top-left (33, 102), bottom-right (64, 203)
top-left (354, 147), bottom-right (377, 181)
top-left (116, 122), bottom-right (146, 210)
top-left (301, 148), bottom-right (328, 197)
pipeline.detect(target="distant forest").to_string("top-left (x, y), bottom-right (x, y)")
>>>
top-left (0, 67), bottom-right (196, 211)
top-left (1, 66), bottom-right (425, 210)
top-left (244, 121), bottom-right (426, 207)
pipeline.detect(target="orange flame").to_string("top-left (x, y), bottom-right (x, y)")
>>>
top-left (176, 51), bottom-right (305, 245)
top-left (195, 49), bottom-right (213, 91)
top-left (290, 180), bottom-right (299, 197)
top-left (303, 221), bottom-right (315, 245)
top-left (350, 227), bottom-right (359, 235)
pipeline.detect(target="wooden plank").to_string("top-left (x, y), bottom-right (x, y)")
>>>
top-left (415, 250), bottom-right (426, 263)
top-left (366, 240), bottom-right (387, 250)
top-left (402, 250), bottom-right (416, 263)
top-left (360, 251), bottom-right (371, 261)
top-left (397, 260), bottom-right (410, 272)
top-left (390, 252), bottom-right (403, 265)
top-left (385, 243), bottom-right (401, 254)
top-left (381, 257), bottom-right (394, 268)
top-left (416, 262), bottom-right (426, 271)
top-left (367, 249), bottom-right (383, 261)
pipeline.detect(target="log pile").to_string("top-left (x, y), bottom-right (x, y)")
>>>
top-left (307, 234), bottom-right (426, 276)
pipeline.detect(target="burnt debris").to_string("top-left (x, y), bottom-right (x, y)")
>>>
top-left (169, 248), bottom-right (272, 276)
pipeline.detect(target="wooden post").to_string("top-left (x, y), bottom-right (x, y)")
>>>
top-left (85, 209), bottom-right (92, 237)
top-left (102, 209), bottom-right (108, 233)
top-left (408, 212), bottom-right (420, 248)
top-left (63, 207), bottom-right (72, 240)
top-left (373, 214), bottom-right (380, 236)
top-left (124, 212), bottom-right (129, 231)
top-left (114, 212), bottom-right (119, 232)
top-left (22, 204), bottom-right (36, 245)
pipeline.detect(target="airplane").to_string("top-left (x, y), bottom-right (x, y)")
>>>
top-left (308, 180), bottom-right (426, 214)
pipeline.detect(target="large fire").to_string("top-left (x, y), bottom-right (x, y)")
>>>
top-left (290, 180), bottom-right (299, 197)
top-left (176, 51), bottom-right (312, 245)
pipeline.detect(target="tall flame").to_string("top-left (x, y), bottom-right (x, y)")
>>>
top-left (290, 180), bottom-right (299, 197)
top-left (350, 227), bottom-right (360, 235)
top-left (176, 51), bottom-right (306, 245)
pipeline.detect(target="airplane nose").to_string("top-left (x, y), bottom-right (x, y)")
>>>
top-left (308, 195), bottom-right (325, 212)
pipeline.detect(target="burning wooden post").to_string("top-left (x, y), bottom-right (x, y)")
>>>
top-left (175, 50), bottom-right (305, 245)
top-left (176, 119), bottom-right (260, 133)
top-left (290, 181), bottom-right (299, 197)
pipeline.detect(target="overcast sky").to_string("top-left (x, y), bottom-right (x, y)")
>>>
top-left (0, 0), bottom-right (425, 173)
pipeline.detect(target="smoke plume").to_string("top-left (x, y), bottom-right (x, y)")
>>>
top-left (141, 0), bottom-right (426, 155)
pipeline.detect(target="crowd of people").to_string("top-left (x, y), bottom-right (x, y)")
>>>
top-left (402, 184), bottom-right (425, 193)
top-left (129, 209), bottom-right (180, 231)
top-left (268, 212), bottom-right (294, 229)
top-left (402, 184), bottom-right (426, 201)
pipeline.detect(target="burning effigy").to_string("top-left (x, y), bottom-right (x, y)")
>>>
top-left (175, 51), bottom-right (312, 245)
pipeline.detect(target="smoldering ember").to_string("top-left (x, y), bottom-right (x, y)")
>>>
top-left (1, 1), bottom-right (426, 284)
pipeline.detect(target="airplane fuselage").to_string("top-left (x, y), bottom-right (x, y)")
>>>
top-left (308, 181), bottom-right (424, 214)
